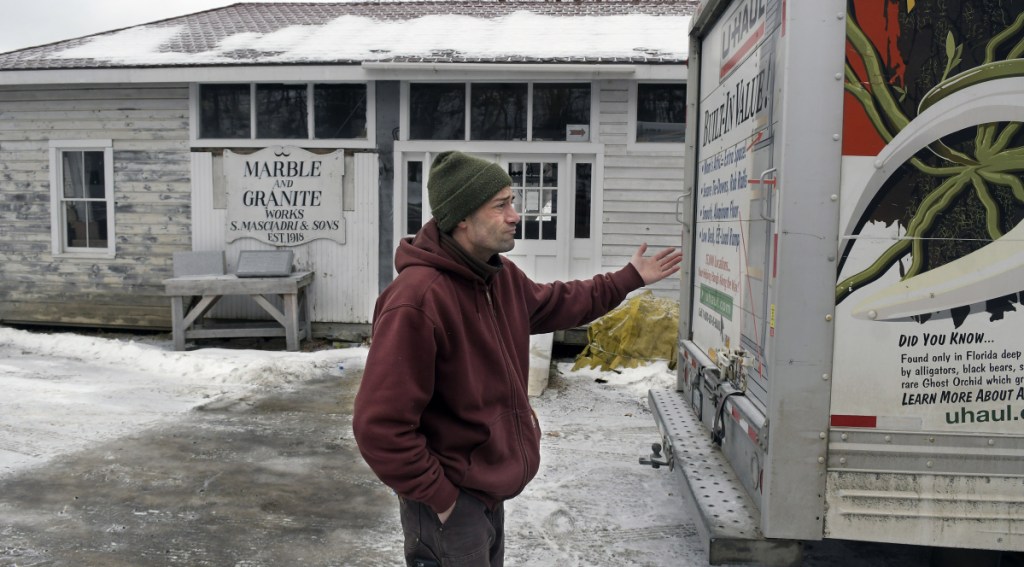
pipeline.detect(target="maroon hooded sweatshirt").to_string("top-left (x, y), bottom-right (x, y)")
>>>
top-left (352, 220), bottom-right (644, 514)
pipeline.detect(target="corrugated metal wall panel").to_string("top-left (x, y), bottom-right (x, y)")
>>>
top-left (314, 152), bottom-right (379, 323)
top-left (190, 152), bottom-right (219, 248)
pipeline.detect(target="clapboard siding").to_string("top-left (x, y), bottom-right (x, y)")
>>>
top-left (602, 222), bottom-right (683, 238)
top-left (0, 109), bottom-right (188, 120)
top-left (0, 130), bottom-right (189, 142)
top-left (604, 211), bottom-right (686, 225)
top-left (0, 301), bottom-right (167, 328)
top-left (0, 100), bottom-right (187, 113)
top-left (597, 79), bottom-right (685, 297)
top-left (604, 202), bottom-right (682, 214)
top-left (1, 119), bottom-right (190, 132)
top-left (0, 83), bottom-right (191, 329)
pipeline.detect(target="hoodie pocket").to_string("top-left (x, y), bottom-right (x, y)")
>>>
top-left (462, 410), bottom-right (541, 499)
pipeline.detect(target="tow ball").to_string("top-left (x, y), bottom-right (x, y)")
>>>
top-left (638, 442), bottom-right (671, 469)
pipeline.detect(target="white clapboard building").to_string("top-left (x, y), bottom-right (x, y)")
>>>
top-left (0, 1), bottom-right (691, 338)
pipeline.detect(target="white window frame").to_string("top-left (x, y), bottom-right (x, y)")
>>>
top-left (399, 81), bottom-right (597, 144)
top-left (626, 81), bottom-right (686, 153)
top-left (188, 82), bottom-right (377, 149)
top-left (49, 139), bottom-right (116, 258)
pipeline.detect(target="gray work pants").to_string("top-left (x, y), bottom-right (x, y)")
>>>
top-left (399, 491), bottom-right (504, 567)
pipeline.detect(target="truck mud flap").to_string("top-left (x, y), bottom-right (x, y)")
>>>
top-left (646, 388), bottom-right (801, 566)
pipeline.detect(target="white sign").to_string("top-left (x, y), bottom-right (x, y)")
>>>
top-left (691, 5), bottom-right (774, 356)
top-left (224, 146), bottom-right (345, 246)
top-left (566, 124), bottom-right (590, 142)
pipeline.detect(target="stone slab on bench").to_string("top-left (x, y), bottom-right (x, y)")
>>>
top-left (236, 250), bottom-right (294, 278)
top-left (173, 251), bottom-right (225, 277)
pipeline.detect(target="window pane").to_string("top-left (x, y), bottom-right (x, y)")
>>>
top-left (315, 84), bottom-right (367, 139)
top-left (524, 219), bottom-right (539, 239)
top-left (524, 189), bottom-right (540, 214)
top-left (637, 84), bottom-right (685, 143)
top-left (541, 167), bottom-right (557, 240)
top-left (410, 83), bottom-right (465, 140)
top-left (199, 84), bottom-right (250, 138)
top-left (542, 163), bottom-right (557, 187)
top-left (512, 186), bottom-right (524, 239)
top-left (406, 161), bottom-right (423, 235)
top-left (84, 151), bottom-right (105, 198)
top-left (541, 217), bottom-right (556, 240)
top-left (533, 83), bottom-right (590, 141)
top-left (62, 151), bottom-right (104, 198)
top-left (525, 162), bottom-right (540, 187)
top-left (471, 83), bottom-right (527, 141)
top-left (61, 151), bottom-right (84, 198)
top-left (88, 201), bottom-right (108, 248)
top-left (64, 201), bottom-right (106, 249)
top-left (257, 84), bottom-right (308, 139)
top-left (508, 162), bottom-right (524, 188)
top-left (574, 163), bottom-right (592, 238)
top-left (64, 202), bottom-right (82, 248)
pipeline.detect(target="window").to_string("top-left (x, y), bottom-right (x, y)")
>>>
top-left (533, 84), bottom-right (591, 141)
top-left (197, 83), bottom-right (368, 140)
top-left (406, 161), bottom-right (423, 235)
top-left (636, 84), bottom-right (685, 143)
top-left (49, 140), bottom-right (114, 256)
top-left (256, 84), bottom-right (307, 139)
top-left (199, 84), bottom-right (250, 139)
top-left (409, 84), bottom-right (465, 140)
top-left (315, 84), bottom-right (368, 139)
top-left (472, 83), bottom-right (528, 141)
top-left (409, 82), bottom-right (591, 142)
top-left (574, 163), bottom-right (592, 238)
top-left (510, 161), bottom-right (558, 241)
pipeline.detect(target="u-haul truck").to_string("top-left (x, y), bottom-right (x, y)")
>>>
top-left (645, 0), bottom-right (1024, 564)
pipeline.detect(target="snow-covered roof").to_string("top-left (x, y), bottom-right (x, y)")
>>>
top-left (0, 1), bottom-right (694, 71)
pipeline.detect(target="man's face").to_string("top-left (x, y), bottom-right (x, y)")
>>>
top-left (453, 186), bottom-right (520, 262)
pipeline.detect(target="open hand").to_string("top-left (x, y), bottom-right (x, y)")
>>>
top-left (630, 243), bottom-right (683, 285)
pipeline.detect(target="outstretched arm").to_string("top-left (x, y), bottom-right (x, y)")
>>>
top-left (523, 243), bottom-right (682, 334)
top-left (630, 243), bottom-right (683, 285)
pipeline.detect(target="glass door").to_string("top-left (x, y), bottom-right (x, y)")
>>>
top-left (502, 156), bottom-right (569, 282)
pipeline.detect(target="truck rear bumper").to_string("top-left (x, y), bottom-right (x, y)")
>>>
top-left (648, 388), bottom-right (802, 566)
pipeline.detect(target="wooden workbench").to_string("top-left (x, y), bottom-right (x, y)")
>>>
top-left (163, 271), bottom-right (314, 351)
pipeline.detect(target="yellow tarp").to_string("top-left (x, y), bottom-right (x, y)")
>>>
top-left (573, 291), bottom-right (679, 371)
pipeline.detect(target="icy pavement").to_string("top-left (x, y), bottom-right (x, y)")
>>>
top-left (0, 325), bottom-right (964, 565)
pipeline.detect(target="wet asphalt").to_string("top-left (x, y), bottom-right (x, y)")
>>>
top-left (0, 370), bottom-right (401, 566)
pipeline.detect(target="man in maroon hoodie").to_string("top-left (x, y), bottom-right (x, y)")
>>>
top-left (353, 151), bottom-right (681, 567)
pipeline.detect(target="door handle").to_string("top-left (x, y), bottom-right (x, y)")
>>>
top-left (757, 168), bottom-right (778, 221)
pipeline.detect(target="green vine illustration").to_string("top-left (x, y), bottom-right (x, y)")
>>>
top-left (836, 10), bottom-right (1024, 305)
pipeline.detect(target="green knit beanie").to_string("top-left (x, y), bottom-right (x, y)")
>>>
top-left (428, 151), bottom-right (513, 233)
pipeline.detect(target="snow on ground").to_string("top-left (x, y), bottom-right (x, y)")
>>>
top-left (0, 324), bottom-right (702, 565)
top-left (508, 360), bottom-right (703, 565)
top-left (0, 325), bottom-right (365, 477)
top-left (0, 324), bottom-right (956, 566)
top-left (0, 324), bottom-right (672, 481)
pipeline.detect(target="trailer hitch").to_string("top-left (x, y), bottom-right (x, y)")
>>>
top-left (639, 442), bottom-right (671, 469)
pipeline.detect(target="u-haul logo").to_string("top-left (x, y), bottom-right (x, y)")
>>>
top-left (720, 0), bottom-right (768, 80)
